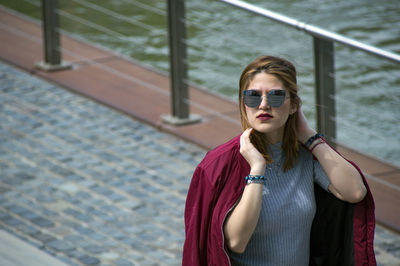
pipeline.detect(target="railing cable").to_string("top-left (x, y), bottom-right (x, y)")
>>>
top-left (184, 39), bottom-right (244, 66)
top-left (118, 0), bottom-right (165, 16)
top-left (219, 0), bottom-right (400, 63)
top-left (0, 21), bottom-right (241, 127)
top-left (21, 0), bottom-right (40, 7)
top-left (185, 18), bottom-right (257, 52)
top-left (332, 117), bottom-right (396, 143)
top-left (57, 9), bottom-right (126, 38)
top-left (69, 0), bottom-right (163, 33)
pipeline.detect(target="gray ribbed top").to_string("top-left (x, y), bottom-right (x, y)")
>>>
top-left (229, 142), bottom-right (330, 266)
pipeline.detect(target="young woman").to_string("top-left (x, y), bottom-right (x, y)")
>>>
top-left (183, 56), bottom-right (376, 266)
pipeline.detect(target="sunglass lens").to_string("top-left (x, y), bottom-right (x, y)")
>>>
top-left (243, 90), bottom-right (286, 108)
top-left (267, 90), bottom-right (286, 107)
top-left (243, 95), bottom-right (261, 108)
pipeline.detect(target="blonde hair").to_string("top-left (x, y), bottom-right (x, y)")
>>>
top-left (238, 56), bottom-right (301, 171)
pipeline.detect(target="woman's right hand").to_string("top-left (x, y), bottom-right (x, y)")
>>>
top-left (240, 128), bottom-right (266, 175)
top-left (226, 128), bottom-right (266, 253)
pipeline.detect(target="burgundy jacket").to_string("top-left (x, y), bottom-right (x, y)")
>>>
top-left (183, 134), bottom-right (376, 266)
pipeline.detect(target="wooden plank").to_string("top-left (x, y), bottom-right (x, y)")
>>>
top-left (367, 178), bottom-right (400, 232)
top-left (0, 23), bottom-right (42, 70)
top-left (0, 8), bottom-right (118, 67)
top-left (337, 145), bottom-right (399, 177)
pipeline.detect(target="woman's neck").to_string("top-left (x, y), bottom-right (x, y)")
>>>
top-left (264, 131), bottom-right (283, 144)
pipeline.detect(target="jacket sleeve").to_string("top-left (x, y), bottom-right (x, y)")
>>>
top-left (350, 161), bottom-right (376, 266)
top-left (182, 165), bottom-right (216, 266)
top-left (182, 136), bottom-right (248, 266)
top-left (310, 159), bottom-right (376, 266)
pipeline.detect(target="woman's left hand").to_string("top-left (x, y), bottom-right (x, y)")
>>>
top-left (296, 107), bottom-right (366, 203)
top-left (296, 105), bottom-right (317, 144)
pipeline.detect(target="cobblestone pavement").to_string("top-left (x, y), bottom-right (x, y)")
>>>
top-left (0, 60), bottom-right (399, 265)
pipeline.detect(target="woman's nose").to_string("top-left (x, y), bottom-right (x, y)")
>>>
top-left (259, 95), bottom-right (270, 109)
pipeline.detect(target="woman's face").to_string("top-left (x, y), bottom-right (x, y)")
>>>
top-left (244, 72), bottom-right (296, 143)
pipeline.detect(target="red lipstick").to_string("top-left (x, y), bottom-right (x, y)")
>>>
top-left (257, 113), bottom-right (273, 121)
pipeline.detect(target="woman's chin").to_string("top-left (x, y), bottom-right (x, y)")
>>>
top-left (251, 124), bottom-right (273, 134)
top-left (250, 124), bottom-right (285, 141)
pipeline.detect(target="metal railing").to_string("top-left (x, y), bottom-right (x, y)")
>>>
top-left (31, 0), bottom-right (400, 149)
top-left (164, 0), bottom-right (400, 144)
top-left (35, 0), bottom-right (71, 71)
top-left (217, 0), bottom-right (400, 146)
top-left (161, 0), bottom-right (201, 125)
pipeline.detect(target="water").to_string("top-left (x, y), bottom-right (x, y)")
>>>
top-left (1, 0), bottom-right (399, 166)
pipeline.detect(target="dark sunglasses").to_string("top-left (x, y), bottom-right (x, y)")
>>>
top-left (243, 89), bottom-right (287, 108)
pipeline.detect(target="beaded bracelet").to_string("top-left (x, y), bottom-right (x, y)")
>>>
top-left (304, 133), bottom-right (324, 149)
top-left (245, 175), bottom-right (265, 185)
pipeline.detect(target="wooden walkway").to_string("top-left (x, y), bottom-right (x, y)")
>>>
top-left (1, 7), bottom-right (399, 233)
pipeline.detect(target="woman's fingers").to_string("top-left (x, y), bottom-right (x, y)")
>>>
top-left (241, 129), bottom-right (261, 158)
top-left (240, 128), bottom-right (266, 174)
top-left (296, 106), bottom-right (307, 127)
top-left (240, 128), bottom-right (253, 151)
top-left (296, 107), bottom-right (317, 143)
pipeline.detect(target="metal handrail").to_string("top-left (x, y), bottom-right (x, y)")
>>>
top-left (219, 0), bottom-right (400, 63)
top-left (33, 0), bottom-right (399, 143)
top-left (218, 0), bottom-right (399, 146)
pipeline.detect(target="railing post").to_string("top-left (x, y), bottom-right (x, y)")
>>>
top-left (36, 0), bottom-right (71, 71)
top-left (313, 37), bottom-right (336, 147)
top-left (162, 0), bottom-right (201, 126)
